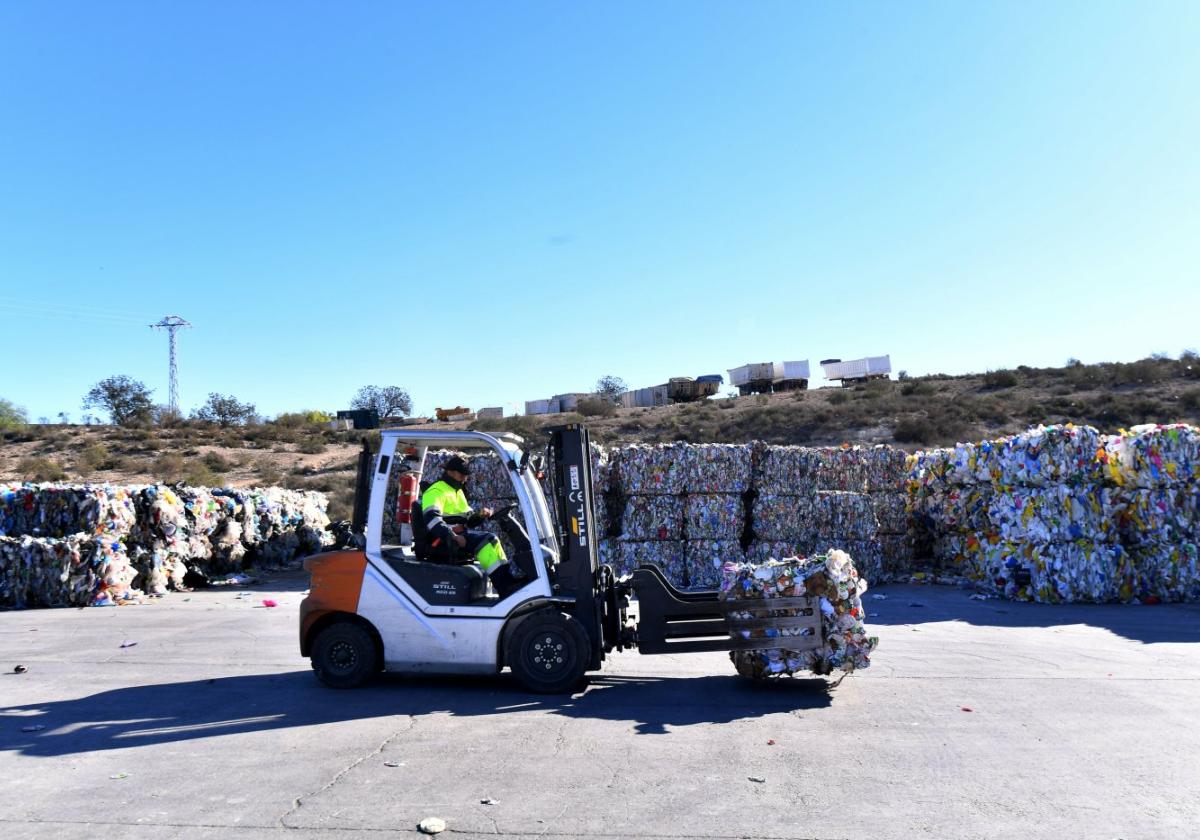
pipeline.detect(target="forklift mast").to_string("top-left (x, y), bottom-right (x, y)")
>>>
top-left (545, 424), bottom-right (607, 668)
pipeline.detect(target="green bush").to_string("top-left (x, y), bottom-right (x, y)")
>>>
top-left (901, 381), bottom-right (936, 397)
top-left (78, 444), bottom-right (112, 472)
top-left (202, 451), bottom-right (235, 472)
top-left (827, 391), bottom-right (848, 405)
top-left (982, 369), bottom-right (1018, 389)
top-left (577, 398), bottom-right (616, 418)
top-left (297, 436), bottom-right (327, 454)
top-left (18, 456), bottom-right (67, 482)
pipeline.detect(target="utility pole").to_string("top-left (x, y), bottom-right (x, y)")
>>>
top-left (149, 315), bottom-right (192, 415)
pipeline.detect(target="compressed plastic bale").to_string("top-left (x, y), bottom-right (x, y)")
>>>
top-left (611, 444), bottom-right (688, 495)
top-left (0, 535), bottom-right (94, 608)
top-left (969, 539), bottom-right (1126, 604)
top-left (89, 536), bottom-right (141, 606)
top-left (683, 494), bottom-right (744, 540)
top-left (680, 445), bottom-right (752, 494)
top-left (808, 536), bottom-right (913, 583)
top-left (1121, 541), bottom-right (1200, 602)
top-left (1102, 424), bottom-right (1200, 488)
top-left (815, 492), bottom-right (877, 540)
top-left (683, 540), bottom-right (744, 591)
top-left (745, 539), bottom-right (817, 565)
top-left (813, 446), bottom-right (905, 494)
top-left (750, 493), bottom-right (819, 541)
top-left (0, 483), bottom-right (137, 539)
top-left (909, 486), bottom-right (995, 534)
top-left (1110, 486), bottom-right (1200, 547)
top-left (752, 446), bottom-right (821, 496)
top-left (985, 485), bottom-right (1117, 543)
top-left (618, 540), bottom-right (686, 588)
top-left (422, 449), bottom-right (517, 501)
top-left (871, 492), bottom-right (910, 535)
top-left (721, 549), bottom-right (878, 678)
top-left (910, 425), bottom-right (1107, 489)
top-left (618, 496), bottom-right (684, 541)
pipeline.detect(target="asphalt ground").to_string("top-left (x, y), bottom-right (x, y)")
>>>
top-left (2, 574), bottom-right (1199, 840)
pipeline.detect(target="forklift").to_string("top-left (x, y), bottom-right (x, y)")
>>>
top-left (299, 424), bottom-right (822, 692)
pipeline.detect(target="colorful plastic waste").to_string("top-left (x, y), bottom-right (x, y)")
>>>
top-left (684, 540), bottom-right (743, 590)
top-left (617, 540), bottom-right (687, 587)
top-left (721, 549), bottom-right (878, 677)
top-left (683, 494), bottom-right (744, 540)
top-left (0, 483), bottom-right (331, 608)
top-left (617, 496), bottom-right (684, 541)
top-left (1102, 424), bottom-right (1200, 487)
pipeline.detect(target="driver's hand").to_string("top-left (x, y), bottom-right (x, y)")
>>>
top-left (454, 533), bottom-right (467, 549)
top-left (452, 524), bottom-right (466, 534)
top-left (481, 507), bottom-right (493, 519)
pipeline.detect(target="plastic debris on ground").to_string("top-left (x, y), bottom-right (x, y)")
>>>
top-left (720, 549), bottom-right (878, 678)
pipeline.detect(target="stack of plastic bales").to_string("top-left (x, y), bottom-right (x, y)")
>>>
top-left (681, 445), bottom-right (750, 590)
top-left (747, 446), bottom-right (820, 565)
top-left (606, 444), bottom-right (750, 589)
top-left (1104, 424), bottom-right (1200, 602)
top-left (721, 548), bottom-right (877, 678)
top-left (0, 534), bottom-right (139, 608)
top-left (909, 425), bottom-right (1125, 603)
top-left (611, 444), bottom-right (689, 586)
top-left (0, 481), bottom-right (332, 608)
top-left (746, 445), bottom-right (910, 581)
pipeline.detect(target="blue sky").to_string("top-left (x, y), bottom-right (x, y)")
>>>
top-left (2, 2), bottom-right (1197, 421)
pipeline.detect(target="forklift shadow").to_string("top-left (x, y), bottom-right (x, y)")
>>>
top-left (0, 669), bottom-right (833, 757)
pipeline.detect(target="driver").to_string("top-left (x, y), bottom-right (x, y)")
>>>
top-left (420, 455), bottom-right (521, 594)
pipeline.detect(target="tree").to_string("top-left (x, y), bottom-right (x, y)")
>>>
top-left (192, 393), bottom-right (259, 427)
top-left (0, 398), bottom-right (28, 430)
top-left (82, 375), bottom-right (155, 426)
top-left (594, 375), bottom-right (627, 404)
top-left (350, 385), bottom-right (412, 418)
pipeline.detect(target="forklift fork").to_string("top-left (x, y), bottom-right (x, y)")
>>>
top-left (629, 565), bottom-right (824, 655)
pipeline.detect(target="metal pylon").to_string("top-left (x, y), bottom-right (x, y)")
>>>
top-left (149, 315), bottom-right (192, 414)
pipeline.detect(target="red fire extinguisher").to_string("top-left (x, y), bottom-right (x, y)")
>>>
top-left (396, 472), bottom-right (419, 524)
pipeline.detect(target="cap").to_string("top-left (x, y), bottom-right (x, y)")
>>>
top-left (444, 455), bottom-right (471, 475)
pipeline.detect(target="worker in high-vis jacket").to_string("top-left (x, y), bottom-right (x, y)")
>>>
top-left (421, 455), bottom-right (520, 593)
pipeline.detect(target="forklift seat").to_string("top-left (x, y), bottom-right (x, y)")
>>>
top-left (410, 500), bottom-right (451, 563)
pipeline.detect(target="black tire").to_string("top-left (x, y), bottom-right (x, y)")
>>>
top-left (311, 621), bottom-right (379, 689)
top-left (506, 610), bottom-right (590, 694)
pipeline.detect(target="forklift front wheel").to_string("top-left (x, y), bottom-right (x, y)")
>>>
top-left (311, 620), bottom-right (379, 689)
top-left (506, 611), bottom-right (589, 694)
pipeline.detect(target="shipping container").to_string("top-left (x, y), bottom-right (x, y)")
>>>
top-left (727, 362), bottom-right (785, 387)
top-left (524, 399), bottom-right (551, 415)
top-left (782, 360), bottom-right (811, 381)
top-left (821, 355), bottom-right (892, 382)
top-left (477, 407), bottom-right (504, 419)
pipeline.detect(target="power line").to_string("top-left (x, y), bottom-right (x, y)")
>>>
top-left (150, 315), bottom-right (192, 414)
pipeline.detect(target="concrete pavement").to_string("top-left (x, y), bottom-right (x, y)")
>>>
top-left (2, 574), bottom-right (1198, 839)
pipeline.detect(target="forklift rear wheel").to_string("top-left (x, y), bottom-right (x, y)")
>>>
top-left (311, 620), bottom-right (379, 689)
top-left (507, 611), bottom-right (589, 694)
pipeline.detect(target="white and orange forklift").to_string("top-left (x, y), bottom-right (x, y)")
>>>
top-left (299, 424), bottom-right (822, 692)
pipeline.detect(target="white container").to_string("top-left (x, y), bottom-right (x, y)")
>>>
top-left (782, 360), bottom-right (811, 380)
top-left (821, 355), bottom-right (892, 380)
top-left (728, 362), bottom-right (784, 386)
top-left (525, 399), bottom-right (551, 415)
